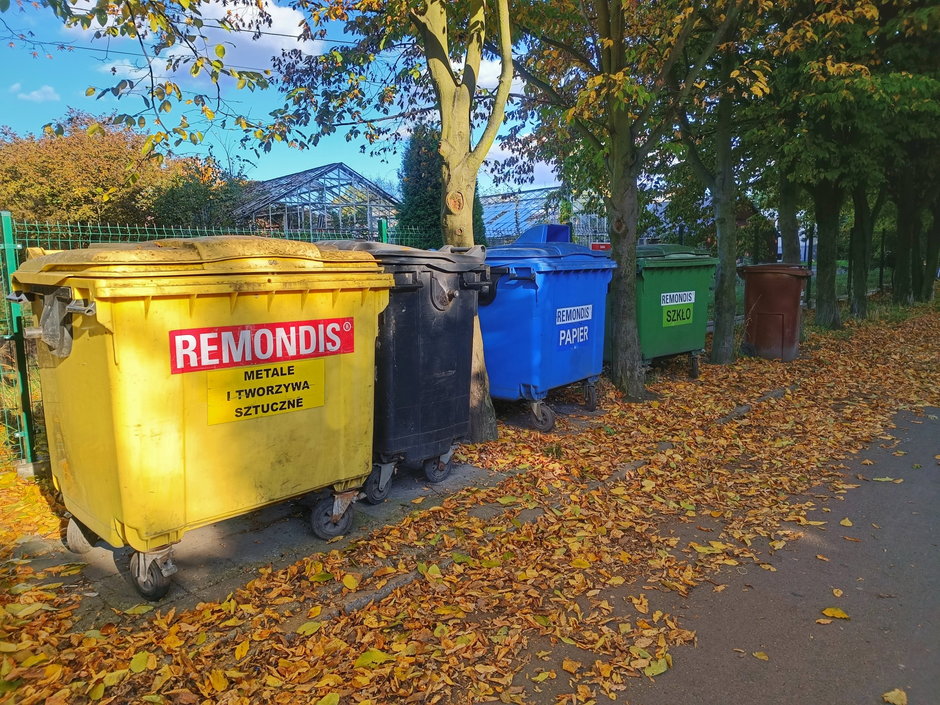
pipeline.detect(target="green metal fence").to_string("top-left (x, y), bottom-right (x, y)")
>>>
top-left (0, 212), bottom-right (442, 462)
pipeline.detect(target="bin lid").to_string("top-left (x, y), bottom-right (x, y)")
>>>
top-left (14, 236), bottom-right (383, 282)
top-left (317, 240), bottom-right (486, 273)
top-left (485, 241), bottom-right (616, 273)
top-left (636, 244), bottom-right (717, 270)
top-left (737, 263), bottom-right (811, 277)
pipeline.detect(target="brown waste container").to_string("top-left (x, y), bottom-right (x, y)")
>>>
top-left (737, 264), bottom-right (811, 361)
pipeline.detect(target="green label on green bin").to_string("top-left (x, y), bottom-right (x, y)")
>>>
top-left (663, 303), bottom-right (694, 326)
top-left (661, 291), bottom-right (696, 327)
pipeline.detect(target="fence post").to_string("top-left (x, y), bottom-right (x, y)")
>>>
top-left (378, 218), bottom-right (388, 244)
top-left (1, 211), bottom-right (35, 463)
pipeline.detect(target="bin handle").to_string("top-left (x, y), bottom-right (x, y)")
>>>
top-left (390, 271), bottom-right (424, 292)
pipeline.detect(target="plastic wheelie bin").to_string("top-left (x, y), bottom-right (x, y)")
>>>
top-left (479, 224), bottom-right (616, 432)
top-left (319, 241), bottom-right (488, 502)
top-left (11, 237), bottom-right (393, 599)
top-left (737, 263), bottom-right (811, 361)
top-left (635, 245), bottom-right (718, 377)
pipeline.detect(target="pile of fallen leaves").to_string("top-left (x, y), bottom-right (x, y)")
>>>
top-left (1, 305), bottom-right (938, 704)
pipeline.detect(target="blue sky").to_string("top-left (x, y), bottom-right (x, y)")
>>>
top-left (0, 2), bottom-right (555, 192)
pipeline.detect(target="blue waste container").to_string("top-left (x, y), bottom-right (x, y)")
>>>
top-left (479, 224), bottom-right (616, 431)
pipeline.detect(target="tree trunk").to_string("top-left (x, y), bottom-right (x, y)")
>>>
top-left (440, 156), bottom-right (497, 441)
top-left (849, 186), bottom-right (874, 319)
top-left (893, 181), bottom-right (915, 305)
top-left (812, 180), bottom-right (843, 329)
top-left (779, 168), bottom-right (801, 263)
top-left (710, 87), bottom-right (737, 364)
top-left (606, 169), bottom-right (646, 400)
top-left (911, 208), bottom-right (925, 302)
top-left (922, 200), bottom-right (940, 302)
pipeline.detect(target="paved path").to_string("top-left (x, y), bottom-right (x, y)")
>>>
top-left (623, 407), bottom-right (939, 705)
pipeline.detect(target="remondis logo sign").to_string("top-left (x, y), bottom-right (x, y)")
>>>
top-left (169, 319), bottom-right (354, 373)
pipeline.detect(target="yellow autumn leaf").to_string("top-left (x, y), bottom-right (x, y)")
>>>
top-left (882, 688), bottom-right (908, 705)
top-left (411, 496), bottom-right (426, 504)
top-left (570, 558), bottom-right (591, 569)
top-left (296, 621), bottom-right (322, 636)
top-left (342, 573), bottom-right (360, 590)
top-left (561, 658), bottom-right (581, 674)
top-left (315, 695), bottom-right (340, 705)
top-left (816, 618), bottom-right (833, 624)
top-left (531, 670), bottom-right (556, 682)
top-left (839, 518), bottom-right (853, 526)
top-left (752, 651), bottom-right (769, 661)
top-left (234, 640), bottom-right (249, 660)
top-left (816, 554), bottom-right (830, 561)
top-left (209, 669), bottom-right (228, 692)
top-left (821, 607), bottom-right (849, 619)
top-left (832, 588), bottom-right (843, 598)
top-left (129, 651), bottom-right (151, 673)
top-left (124, 604), bottom-right (153, 615)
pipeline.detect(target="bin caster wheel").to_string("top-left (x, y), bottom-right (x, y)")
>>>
top-left (130, 551), bottom-right (171, 601)
top-left (530, 402), bottom-right (556, 432)
top-left (310, 495), bottom-right (354, 540)
top-left (583, 382), bottom-right (598, 412)
top-left (65, 516), bottom-right (98, 554)
top-left (423, 455), bottom-right (453, 483)
top-left (690, 354), bottom-right (700, 379)
top-left (362, 464), bottom-right (393, 505)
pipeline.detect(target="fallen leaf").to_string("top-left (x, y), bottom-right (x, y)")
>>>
top-left (129, 651), bottom-right (151, 673)
top-left (355, 649), bottom-right (395, 668)
top-left (561, 658), bottom-right (581, 674)
top-left (861, 459), bottom-right (874, 465)
top-left (752, 651), bottom-right (769, 661)
top-left (816, 554), bottom-right (830, 562)
top-left (124, 604), bottom-right (153, 615)
top-left (209, 669), bottom-right (228, 692)
top-left (296, 621), bottom-right (322, 636)
top-left (644, 657), bottom-right (669, 676)
top-left (821, 607), bottom-right (849, 619)
top-left (839, 518), bottom-right (853, 527)
top-left (872, 477), bottom-right (897, 482)
top-left (882, 688), bottom-right (907, 705)
top-left (832, 588), bottom-right (843, 598)
top-left (315, 695), bottom-right (340, 705)
top-left (342, 573), bottom-right (360, 590)
top-left (531, 670), bottom-right (556, 682)
top-left (411, 496), bottom-right (426, 504)
top-left (816, 618), bottom-right (833, 624)
top-left (234, 640), bottom-right (249, 660)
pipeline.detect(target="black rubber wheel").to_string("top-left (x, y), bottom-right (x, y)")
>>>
top-left (690, 354), bottom-right (701, 379)
top-left (530, 403), bottom-right (556, 432)
top-left (309, 496), bottom-right (354, 540)
top-left (129, 552), bottom-right (171, 601)
top-left (362, 465), bottom-right (392, 505)
top-left (65, 516), bottom-right (97, 554)
top-left (584, 383), bottom-right (598, 412)
top-left (422, 455), bottom-right (453, 483)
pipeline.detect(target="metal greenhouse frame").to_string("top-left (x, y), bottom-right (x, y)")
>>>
top-left (232, 163), bottom-right (400, 233)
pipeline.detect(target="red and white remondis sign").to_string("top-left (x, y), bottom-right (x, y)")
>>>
top-left (169, 318), bottom-right (354, 374)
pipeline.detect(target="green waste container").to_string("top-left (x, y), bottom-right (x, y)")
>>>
top-left (634, 245), bottom-right (718, 378)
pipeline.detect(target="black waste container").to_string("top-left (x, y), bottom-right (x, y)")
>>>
top-left (319, 241), bottom-right (488, 502)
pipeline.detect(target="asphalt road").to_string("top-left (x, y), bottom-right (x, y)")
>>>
top-left (623, 407), bottom-right (940, 705)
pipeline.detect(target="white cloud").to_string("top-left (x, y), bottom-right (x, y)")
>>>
top-left (476, 58), bottom-right (525, 95)
top-left (8, 83), bottom-right (22, 93)
top-left (17, 85), bottom-right (61, 102)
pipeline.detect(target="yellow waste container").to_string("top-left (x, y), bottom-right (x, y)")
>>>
top-left (12, 237), bottom-right (393, 599)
